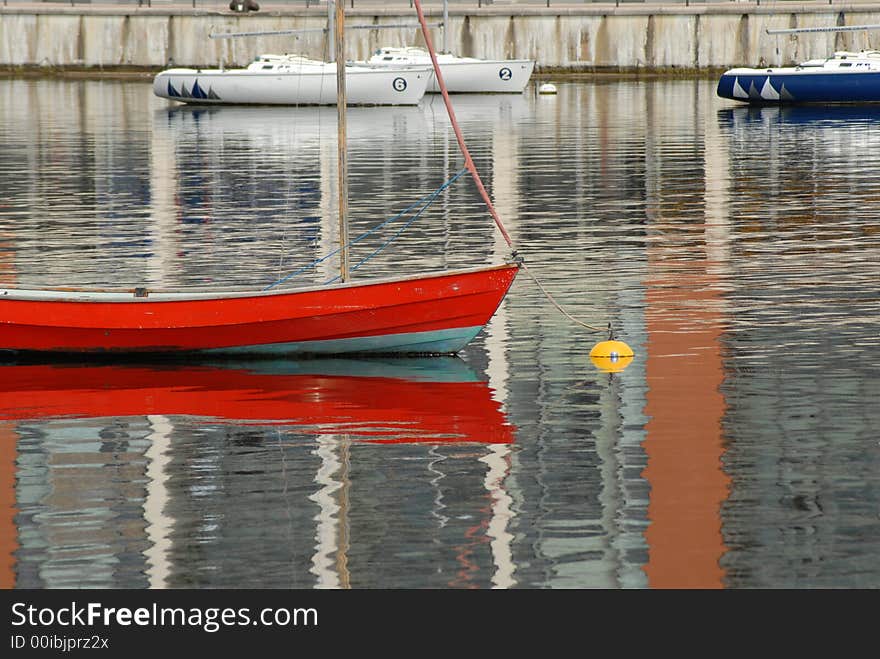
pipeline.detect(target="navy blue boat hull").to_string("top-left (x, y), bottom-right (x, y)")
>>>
top-left (717, 71), bottom-right (880, 104)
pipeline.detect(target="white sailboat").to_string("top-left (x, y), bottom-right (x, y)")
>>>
top-left (153, 53), bottom-right (431, 107)
top-left (361, 0), bottom-right (534, 93)
top-left (363, 47), bottom-right (534, 94)
top-left (153, 3), bottom-right (432, 107)
top-left (718, 24), bottom-right (880, 105)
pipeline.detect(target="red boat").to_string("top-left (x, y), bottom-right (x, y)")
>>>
top-left (0, 359), bottom-right (515, 444)
top-left (0, 264), bottom-right (518, 355)
top-left (0, 1), bottom-right (520, 357)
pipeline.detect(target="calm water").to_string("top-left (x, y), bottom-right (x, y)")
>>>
top-left (0, 77), bottom-right (878, 589)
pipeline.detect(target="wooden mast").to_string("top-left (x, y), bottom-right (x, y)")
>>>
top-left (335, 0), bottom-right (350, 282)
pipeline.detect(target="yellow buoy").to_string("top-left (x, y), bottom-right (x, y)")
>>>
top-left (589, 340), bottom-right (634, 359)
top-left (589, 339), bottom-right (634, 373)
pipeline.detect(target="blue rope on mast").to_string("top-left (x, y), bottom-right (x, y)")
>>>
top-left (263, 168), bottom-right (468, 291)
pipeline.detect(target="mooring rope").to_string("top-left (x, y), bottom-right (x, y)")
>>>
top-left (519, 262), bottom-right (606, 334)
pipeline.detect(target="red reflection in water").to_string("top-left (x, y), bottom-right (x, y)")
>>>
top-left (642, 261), bottom-right (731, 589)
top-left (0, 359), bottom-right (516, 587)
top-left (0, 361), bottom-right (515, 444)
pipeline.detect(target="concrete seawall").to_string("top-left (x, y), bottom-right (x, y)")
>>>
top-left (3, 3), bottom-right (880, 73)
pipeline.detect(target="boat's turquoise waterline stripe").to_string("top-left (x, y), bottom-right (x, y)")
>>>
top-left (200, 325), bottom-right (484, 355)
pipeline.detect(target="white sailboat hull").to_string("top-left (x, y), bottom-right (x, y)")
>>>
top-left (153, 58), bottom-right (431, 106)
top-left (364, 48), bottom-right (535, 93)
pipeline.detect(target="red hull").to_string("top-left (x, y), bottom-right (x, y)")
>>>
top-left (0, 264), bottom-right (518, 355)
top-left (0, 360), bottom-right (515, 444)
